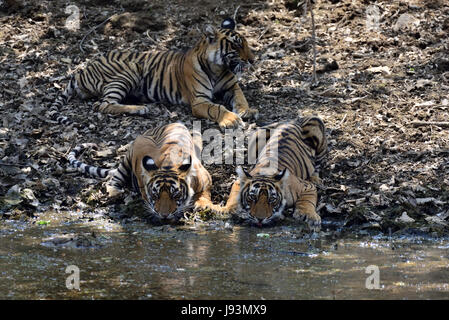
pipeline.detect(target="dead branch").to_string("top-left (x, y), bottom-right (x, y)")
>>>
top-left (308, 0), bottom-right (318, 84)
top-left (79, 13), bottom-right (120, 54)
top-left (410, 121), bottom-right (449, 128)
top-left (233, 5), bottom-right (241, 22)
top-left (299, 0), bottom-right (318, 84)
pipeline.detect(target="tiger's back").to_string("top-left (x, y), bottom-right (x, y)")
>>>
top-left (249, 116), bottom-right (328, 180)
top-left (75, 50), bottom-right (190, 105)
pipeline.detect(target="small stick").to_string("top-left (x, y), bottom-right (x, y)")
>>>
top-left (79, 13), bottom-right (121, 53)
top-left (308, 0), bottom-right (318, 84)
top-left (233, 5), bottom-right (241, 21)
top-left (257, 27), bottom-right (269, 41)
top-left (0, 162), bottom-right (28, 168)
top-left (410, 121), bottom-right (449, 128)
top-left (145, 31), bottom-right (160, 46)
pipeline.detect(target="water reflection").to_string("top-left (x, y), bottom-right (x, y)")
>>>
top-left (0, 215), bottom-right (449, 299)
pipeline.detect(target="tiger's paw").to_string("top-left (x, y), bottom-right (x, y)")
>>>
top-left (106, 185), bottom-right (124, 198)
top-left (238, 108), bottom-right (259, 120)
top-left (218, 111), bottom-right (244, 130)
top-left (135, 105), bottom-right (150, 115)
top-left (194, 199), bottom-right (226, 215)
top-left (92, 101), bottom-right (103, 111)
top-left (94, 101), bottom-right (119, 114)
top-left (293, 210), bottom-right (321, 233)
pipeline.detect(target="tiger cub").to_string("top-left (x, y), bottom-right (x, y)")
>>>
top-left (224, 117), bottom-right (328, 231)
top-left (67, 123), bottom-right (222, 223)
top-left (50, 18), bottom-right (258, 129)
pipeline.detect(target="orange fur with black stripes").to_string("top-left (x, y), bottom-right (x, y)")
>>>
top-left (68, 123), bottom-right (222, 223)
top-left (224, 117), bottom-right (328, 230)
top-left (49, 18), bottom-right (258, 128)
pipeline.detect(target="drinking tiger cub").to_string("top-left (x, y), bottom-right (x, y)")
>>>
top-left (223, 117), bottom-right (328, 231)
top-left (67, 123), bottom-right (223, 223)
top-left (50, 18), bottom-right (258, 129)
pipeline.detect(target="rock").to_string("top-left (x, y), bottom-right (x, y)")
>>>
top-left (396, 212), bottom-right (415, 224)
top-left (367, 66), bottom-right (391, 75)
top-left (393, 13), bottom-right (420, 31)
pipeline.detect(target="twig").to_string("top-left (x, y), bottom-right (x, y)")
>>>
top-left (64, 139), bottom-right (78, 158)
top-left (233, 5), bottom-right (241, 22)
top-left (285, 38), bottom-right (311, 51)
top-left (0, 162), bottom-right (28, 168)
top-left (410, 121), bottom-right (449, 128)
top-left (298, 1), bottom-right (317, 83)
top-left (257, 27), bottom-right (269, 41)
top-left (79, 13), bottom-right (119, 54)
top-left (145, 31), bottom-right (159, 46)
top-left (307, 0), bottom-right (318, 84)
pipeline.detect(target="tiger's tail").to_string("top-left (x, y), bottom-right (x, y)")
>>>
top-left (48, 77), bottom-right (77, 125)
top-left (67, 144), bottom-right (112, 179)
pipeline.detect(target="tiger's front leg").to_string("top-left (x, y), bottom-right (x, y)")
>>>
top-left (224, 83), bottom-right (259, 121)
top-left (292, 181), bottom-right (321, 232)
top-left (191, 99), bottom-right (243, 130)
top-left (194, 191), bottom-right (226, 214)
top-left (223, 180), bottom-right (241, 214)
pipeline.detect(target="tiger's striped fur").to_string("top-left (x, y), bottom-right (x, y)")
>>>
top-left (224, 116), bottom-right (328, 230)
top-left (49, 18), bottom-right (258, 129)
top-left (67, 123), bottom-right (222, 223)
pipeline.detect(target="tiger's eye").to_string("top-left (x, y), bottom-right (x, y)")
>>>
top-left (231, 42), bottom-right (242, 50)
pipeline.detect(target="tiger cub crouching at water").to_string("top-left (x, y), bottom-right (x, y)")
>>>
top-left (224, 117), bottom-right (328, 231)
top-left (67, 123), bottom-right (222, 223)
top-left (49, 18), bottom-right (258, 129)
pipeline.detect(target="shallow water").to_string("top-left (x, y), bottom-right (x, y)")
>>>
top-left (1, 212), bottom-right (449, 299)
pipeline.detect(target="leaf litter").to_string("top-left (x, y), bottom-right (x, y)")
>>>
top-left (0, 0), bottom-right (448, 237)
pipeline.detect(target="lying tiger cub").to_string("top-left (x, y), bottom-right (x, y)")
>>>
top-left (224, 117), bottom-right (328, 231)
top-left (50, 18), bottom-right (258, 129)
top-left (67, 123), bottom-right (222, 223)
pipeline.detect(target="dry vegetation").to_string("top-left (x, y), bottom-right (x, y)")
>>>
top-left (0, 0), bottom-right (448, 236)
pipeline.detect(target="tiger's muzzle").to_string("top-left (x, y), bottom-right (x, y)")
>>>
top-left (248, 191), bottom-right (282, 227)
top-left (224, 52), bottom-right (253, 74)
top-left (154, 189), bottom-right (178, 220)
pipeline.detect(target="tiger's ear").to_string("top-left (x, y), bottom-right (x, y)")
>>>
top-left (142, 156), bottom-right (158, 171)
top-left (273, 168), bottom-right (289, 182)
top-left (178, 156), bottom-right (192, 172)
top-left (221, 18), bottom-right (235, 30)
top-left (204, 25), bottom-right (217, 42)
top-left (236, 166), bottom-right (252, 181)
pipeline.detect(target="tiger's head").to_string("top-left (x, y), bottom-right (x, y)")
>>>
top-left (235, 166), bottom-right (290, 227)
top-left (202, 18), bottom-right (255, 74)
top-left (139, 155), bottom-right (195, 223)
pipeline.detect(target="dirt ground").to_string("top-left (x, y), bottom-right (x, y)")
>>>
top-left (1, 0), bottom-right (448, 236)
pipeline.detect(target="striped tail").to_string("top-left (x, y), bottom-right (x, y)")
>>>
top-left (67, 144), bottom-right (112, 178)
top-left (48, 77), bottom-right (77, 125)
